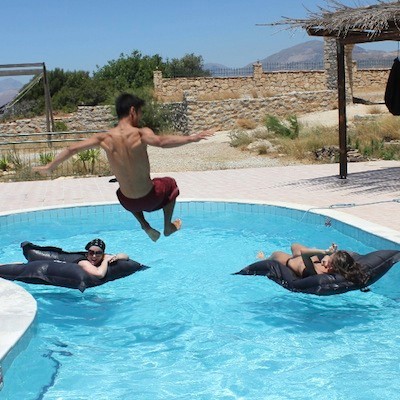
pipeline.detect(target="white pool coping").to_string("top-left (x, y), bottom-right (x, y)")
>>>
top-left (0, 278), bottom-right (37, 372)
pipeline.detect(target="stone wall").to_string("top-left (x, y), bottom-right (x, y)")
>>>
top-left (353, 66), bottom-right (390, 90)
top-left (0, 105), bottom-right (114, 135)
top-left (154, 65), bottom-right (327, 101)
top-left (178, 90), bottom-right (337, 133)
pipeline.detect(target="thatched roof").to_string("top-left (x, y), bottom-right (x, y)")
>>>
top-left (264, 0), bottom-right (400, 44)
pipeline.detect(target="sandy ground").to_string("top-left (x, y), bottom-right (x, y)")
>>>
top-left (298, 103), bottom-right (388, 127)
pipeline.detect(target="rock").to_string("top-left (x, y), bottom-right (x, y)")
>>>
top-left (246, 139), bottom-right (277, 153)
top-left (315, 145), bottom-right (366, 162)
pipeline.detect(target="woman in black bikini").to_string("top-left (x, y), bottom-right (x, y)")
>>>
top-left (258, 242), bottom-right (368, 285)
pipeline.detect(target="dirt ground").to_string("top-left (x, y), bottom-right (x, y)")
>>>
top-left (149, 102), bottom-right (390, 173)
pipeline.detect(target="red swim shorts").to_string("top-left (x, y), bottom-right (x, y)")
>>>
top-left (116, 177), bottom-right (180, 213)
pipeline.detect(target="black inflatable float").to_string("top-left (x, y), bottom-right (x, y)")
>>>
top-left (0, 242), bottom-right (149, 292)
top-left (234, 250), bottom-right (400, 296)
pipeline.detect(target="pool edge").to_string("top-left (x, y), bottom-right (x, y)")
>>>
top-left (0, 197), bottom-right (398, 387)
top-left (0, 278), bottom-right (37, 389)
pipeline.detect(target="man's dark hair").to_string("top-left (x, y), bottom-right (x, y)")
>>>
top-left (115, 93), bottom-right (145, 119)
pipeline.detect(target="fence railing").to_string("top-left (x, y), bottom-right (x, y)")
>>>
top-left (204, 59), bottom-right (392, 77)
top-left (356, 59), bottom-right (394, 69)
top-left (0, 130), bottom-right (111, 181)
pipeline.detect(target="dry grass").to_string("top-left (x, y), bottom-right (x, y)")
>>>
top-left (348, 115), bottom-right (400, 160)
top-left (275, 125), bottom-right (338, 162)
top-left (236, 118), bottom-right (257, 129)
top-left (351, 115), bottom-right (400, 141)
top-left (157, 93), bottom-right (184, 103)
top-left (367, 105), bottom-right (383, 115)
top-left (197, 91), bottom-right (241, 101)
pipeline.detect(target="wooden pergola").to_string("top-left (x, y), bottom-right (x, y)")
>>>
top-left (268, 0), bottom-right (400, 178)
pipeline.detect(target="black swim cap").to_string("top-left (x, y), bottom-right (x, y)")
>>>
top-left (85, 238), bottom-right (106, 252)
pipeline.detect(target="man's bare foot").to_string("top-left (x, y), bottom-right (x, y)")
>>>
top-left (164, 219), bottom-right (182, 236)
top-left (144, 227), bottom-right (161, 242)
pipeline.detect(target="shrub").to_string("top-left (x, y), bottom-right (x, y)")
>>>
top-left (264, 115), bottom-right (299, 139)
top-left (7, 149), bottom-right (24, 171)
top-left (75, 149), bottom-right (101, 174)
top-left (54, 121), bottom-right (69, 132)
top-left (38, 152), bottom-right (55, 165)
top-left (348, 115), bottom-right (400, 159)
top-left (229, 130), bottom-right (254, 148)
top-left (0, 155), bottom-right (10, 171)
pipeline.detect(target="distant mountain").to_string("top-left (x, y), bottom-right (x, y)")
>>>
top-left (0, 78), bottom-right (23, 92)
top-left (204, 40), bottom-right (397, 74)
top-left (0, 90), bottom-right (19, 108)
top-left (258, 40), bottom-right (324, 64)
top-left (258, 40), bottom-right (397, 64)
top-left (0, 78), bottom-right (23, 107)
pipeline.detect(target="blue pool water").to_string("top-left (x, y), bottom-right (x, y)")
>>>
top-left (1, 202), bottom-right (400, 400)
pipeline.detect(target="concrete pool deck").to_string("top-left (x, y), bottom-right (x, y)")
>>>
top-left (1, 160), bottom-right (400, 380)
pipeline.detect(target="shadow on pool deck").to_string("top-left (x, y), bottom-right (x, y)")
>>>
top-left (281, 166), bottom-right (400, 196)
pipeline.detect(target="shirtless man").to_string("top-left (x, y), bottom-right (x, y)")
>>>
top-left (33, 93), bottom-right (217, 241)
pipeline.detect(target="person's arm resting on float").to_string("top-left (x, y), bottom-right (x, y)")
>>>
top-left (78, 254), bottom-right (113, 279)
top-left (291, 243), bottom-right (330, 257)
top-left (108, 252), bottom-right (129, 263)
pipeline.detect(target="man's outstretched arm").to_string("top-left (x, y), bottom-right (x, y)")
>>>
top-left (33, 135), bottom-right (102, 176)
top-left (140, 127), bottom-right (219, 148)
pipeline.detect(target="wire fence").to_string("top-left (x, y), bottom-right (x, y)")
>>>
top-left (356, 59), bottom-right (395, 69)
top-left (204, 59), bottom-right (393, 77)
top-left (0, 131), bottom-right (111, 182)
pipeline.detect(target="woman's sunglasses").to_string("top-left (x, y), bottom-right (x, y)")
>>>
top-left (88, 250), bottom-right (103, 256)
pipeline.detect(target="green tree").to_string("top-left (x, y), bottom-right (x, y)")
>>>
top-left (52, 71), bottom-right (109, 112)
top-left (164, 53), bottom-right (211, 77)
top-left (20, 69), bottom-right (109, 114)
top-left (93, 50), bottom-right (164, 92)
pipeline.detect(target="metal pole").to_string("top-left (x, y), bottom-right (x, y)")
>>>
top-left (336, 40), bottom-right (347, 179)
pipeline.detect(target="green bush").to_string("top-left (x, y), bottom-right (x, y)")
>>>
top-left (0, 155), bottom-right (10, 171)
top-left (38, 152), bottom-right (55, 165)
top-left (54, 121), bottom-right (68, 132)
top-left (264, 115), bottom-right (299, 139)
top-left (75, 149), bottom-right (101, 174)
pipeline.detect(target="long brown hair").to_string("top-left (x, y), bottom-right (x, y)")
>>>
top-left (331, 251), bottom-right (369, 285)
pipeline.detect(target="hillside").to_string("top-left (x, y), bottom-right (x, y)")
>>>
top-left (205, 40), bottom-right (397, 72)
top-left (0, 78), bottom-right (23, 107)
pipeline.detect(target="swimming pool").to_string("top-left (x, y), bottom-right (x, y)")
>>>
top-left (1, 202), bottom-right (400, 399)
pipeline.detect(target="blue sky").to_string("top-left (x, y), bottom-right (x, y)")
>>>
top-left (1, 0), bottom-right (397, 76)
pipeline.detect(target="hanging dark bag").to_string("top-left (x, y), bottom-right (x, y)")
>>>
top-left (385, 57), bottom-right (400, 115)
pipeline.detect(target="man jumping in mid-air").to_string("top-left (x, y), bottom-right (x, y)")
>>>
top-left (34, 93), bottom-right (217, 241)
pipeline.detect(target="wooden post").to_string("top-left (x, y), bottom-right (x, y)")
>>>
top-left (336, 40), bottom-right (347, 179)
top-left (42, 63), bottom-right (54, 133)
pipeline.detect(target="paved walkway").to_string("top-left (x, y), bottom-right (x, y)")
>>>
top-left (1, 160), bottom-right (399, 240)
top-left (1, 161), bottom-right (400, 373)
